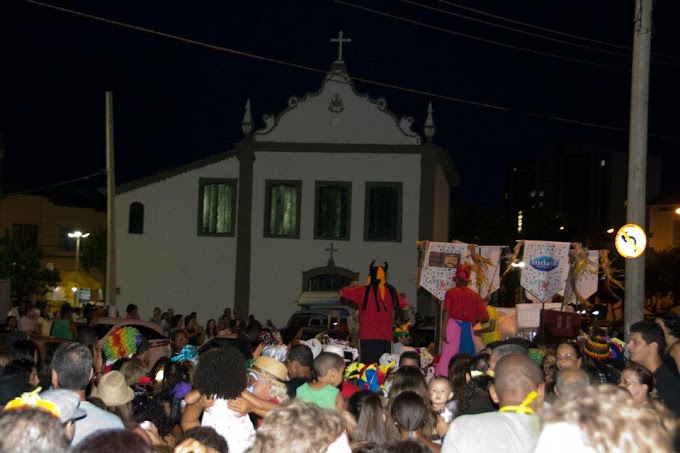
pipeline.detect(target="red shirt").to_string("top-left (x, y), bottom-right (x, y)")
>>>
top-left (342, 285), bottom-right (409, 341)
top-left (443, 286), bottom-right (488, 323)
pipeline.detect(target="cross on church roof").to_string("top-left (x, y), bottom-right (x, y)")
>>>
top-left (325, 243), bottom-right (338, 264)
top-left (330, 31), bottom-right (351, 63)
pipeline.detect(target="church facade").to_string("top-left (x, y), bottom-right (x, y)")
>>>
top-left (115, 49), bottom-right (458, 325)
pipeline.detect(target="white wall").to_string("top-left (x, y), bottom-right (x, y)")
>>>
top-left (116, 159), bottom-right (239, 321)
top-left (250, 151), bottom-right (421, 326)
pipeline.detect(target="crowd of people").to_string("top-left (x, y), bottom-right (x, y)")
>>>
top-left (1, 264), bottom-right (680, 452)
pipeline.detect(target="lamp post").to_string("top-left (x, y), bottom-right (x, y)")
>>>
top-left (68, 230), bottom-right (90, 271)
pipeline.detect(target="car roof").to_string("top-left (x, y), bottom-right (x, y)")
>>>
top-left (95, 318), bottom-right (166, 339)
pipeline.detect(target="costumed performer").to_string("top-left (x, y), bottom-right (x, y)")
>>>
top-left (341, 261), bottom-right (410, 363)
top-left (392, 322), bottom-right (414, 357)
top-left (436, 263), bottom-right (488, 377)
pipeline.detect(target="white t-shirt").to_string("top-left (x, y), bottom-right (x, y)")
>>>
top-left (201, 398), bottom-right (256, 453)
top-left (442, 411), bottom-right (540, 453)
top-left (534, 422), bottom-right (596, 453)
top-left (72, 400), bottom-right (125, 445)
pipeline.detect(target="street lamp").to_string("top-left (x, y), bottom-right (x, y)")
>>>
top-left (68, 230), bottom-right (90, 271)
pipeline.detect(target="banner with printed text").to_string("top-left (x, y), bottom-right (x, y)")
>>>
top-left (418, 242), bottom-right (471, 301)
top-left (520, 241), bottom-right (572, 304)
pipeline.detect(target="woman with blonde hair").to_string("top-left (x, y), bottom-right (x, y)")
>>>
top-left (535, 384), bottom-right (677, 453)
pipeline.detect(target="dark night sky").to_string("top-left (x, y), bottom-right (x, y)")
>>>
top-left (2, 0), bottom-right (679, 208)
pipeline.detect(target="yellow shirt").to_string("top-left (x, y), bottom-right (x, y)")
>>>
top-left (480, 305), bottom-right (502, 345)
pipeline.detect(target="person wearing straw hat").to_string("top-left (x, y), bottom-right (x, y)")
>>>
top-left (91, 370), bottom-right (135, 424)
top-left (228, 355), bottom-right (290, 420)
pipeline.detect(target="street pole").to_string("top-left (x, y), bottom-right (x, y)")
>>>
top-left (106, 92), bottom-right (117, 312)
top-left (624, 0), bottom-right (652, 336)
top-left (75, 236), bottom-right (81, 271)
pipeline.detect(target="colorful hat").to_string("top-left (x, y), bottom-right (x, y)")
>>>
top-left (583, 335), bottom-right (610, 361)
top-left (393, 322), bottom-right (412, 338)
top-left (102, 326), bottom-right (143, 362)
top-left (455, 264), bottom-right (472, 282)
top-left (4, 388), bottom-right (59, 419)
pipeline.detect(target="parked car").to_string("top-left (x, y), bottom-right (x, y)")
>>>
top-left (282, 307), bottom-right (356, 343)
top-left (0, 331), bottom-right (70, 368)
top-left (282, 291), bottom-right (358, 343)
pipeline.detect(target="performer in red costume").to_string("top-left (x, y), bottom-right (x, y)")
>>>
top-left (435, 263), bottom-right (488, 376)
top-left (341, 261), bottom-right (410, 363)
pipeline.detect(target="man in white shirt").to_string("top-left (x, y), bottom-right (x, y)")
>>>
top-left (17, 305), bottom-right (38, 335)
top-left (51, 343), bottom-right (124, 445)
top-left (442, 354), bottom-right (544, 453)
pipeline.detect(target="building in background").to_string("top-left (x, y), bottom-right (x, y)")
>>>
top-left (0, 194), bottom-right (106, 272)
top-left (503, 144), bottom-right (661, 240)
top-left (647, 194), bottom-right (680, 251)
top-left (115, 57), bottom-right (458, 325)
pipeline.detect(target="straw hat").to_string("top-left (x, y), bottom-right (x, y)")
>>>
top-left (92, 370), bottom-right (134, 407)
top-left (248, 356), bottom-right (287, 387)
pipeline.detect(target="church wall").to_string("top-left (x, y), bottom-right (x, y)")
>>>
top-left (433, 164), bottom-right (450, 241)
top-left (250, 151), bottom-right (421, 326)
top-left (115, 159), bottom-right (239, 320)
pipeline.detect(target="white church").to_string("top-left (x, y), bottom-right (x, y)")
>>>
top-left (115, 33), bottom-right (459, 325)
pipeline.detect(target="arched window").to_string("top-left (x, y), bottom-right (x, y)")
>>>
top-left (129, 202), bottom-right (144, 234)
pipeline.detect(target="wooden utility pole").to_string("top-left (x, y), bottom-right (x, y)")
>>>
top-left (624, 0), bottom-right (653, 335)
top-left (105, 92), bottom-right (117, 312)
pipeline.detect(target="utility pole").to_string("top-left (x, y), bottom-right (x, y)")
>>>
top-left (624, 0), bottom-right (652, 336)
top-left (105, 92), bottom-right (117, 313)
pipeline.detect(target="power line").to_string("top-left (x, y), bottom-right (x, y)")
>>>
top-left (436, 0), bottom-right (680, 63)
top-left (402, 0), bottom-right (680, 69)
top-left (1, 170), bottom-right (106, 197)
top-left (333, 0), bottom-right (680, 82)
top-left (20, 0), bottom-right (680, 142)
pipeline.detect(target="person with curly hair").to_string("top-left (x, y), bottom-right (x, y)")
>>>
top-left (535, 384), bottom-right (677, 453)
top-left (248, 399), bottom-right (350, 453)
top-left (133, 393), bottom-right (177, 448)
top-left (182, 347), bottom-right (255, 453)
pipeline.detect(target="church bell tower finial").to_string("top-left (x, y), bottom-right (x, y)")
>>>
top-left (241, 98), bottom-right (253, 138)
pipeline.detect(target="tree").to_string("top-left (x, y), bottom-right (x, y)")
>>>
top-left (81, 228), bottom-right (107, 276)
top-left (0, 233), bottom-right (60, 302)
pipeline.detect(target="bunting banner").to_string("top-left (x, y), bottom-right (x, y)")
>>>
top-left (470, 246), bottom-right (502, 300)
top-left (565, 250), bottom-right (600, 305)
top-left (418, 242), bottom-right (471, 301)
top-left (520, 241), bottom-right (572, 304)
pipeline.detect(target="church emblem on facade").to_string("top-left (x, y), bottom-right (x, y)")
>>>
top-left (328, 93), bottom-right (344, 113)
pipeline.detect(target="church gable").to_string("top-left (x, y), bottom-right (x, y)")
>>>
top-left (253, 61), bottom-right (421, 145)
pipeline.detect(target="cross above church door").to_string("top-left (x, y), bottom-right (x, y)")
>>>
top-left (326, 243), bottom-right (338, 262)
